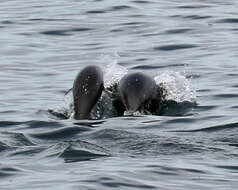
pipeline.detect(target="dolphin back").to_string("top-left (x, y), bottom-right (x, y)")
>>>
top-left (118, 72), bottom-right (157, 112)
top-left (73, 65), bottom-right (104, 119)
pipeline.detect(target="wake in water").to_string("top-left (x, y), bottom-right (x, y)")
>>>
top-left (49, 57), bottom-right (196, 120)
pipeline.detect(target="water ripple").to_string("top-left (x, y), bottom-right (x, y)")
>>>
top-left (0, 141), bottom-right (12, 152)
top-left (0, 166), bottom-right (23, 178)
top-left (177, 5), bottom-right (212, 9)
top-left (131, 0), bottom-right (152, 4)
top-left (176, 122), bottom-right (238, 132)
top-left (58, 140), bottom-right (110, 162)
top-left (110, 5), bottom-right (132, 11)
top-left (1, 132), bottom-right (35, 147)
top-left (131, 63), bottom-right (187, 70)
top-left (40, 27), bottom-right (94, 36)
top-left (154, 44), bottom-right (197, 51)
top-left (164, 28), bottom-right (193, 34)
top-left (183, 15), bottom-right (212, 20)
top-left (86, 10), bottom-right (106, 14)
top-left (29, 126), bottom-right (92, 140)
top-left (8, 146), bottom-right (46, 157)
top-left (216, 18), bottom-right (238, 23)
top-left (82, 175), bottom-right (156, 189)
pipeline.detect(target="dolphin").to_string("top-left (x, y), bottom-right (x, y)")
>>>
top-left (118, 72), bottom-right (161, 114)
top-left (73, 65), bottom-right (104, 119)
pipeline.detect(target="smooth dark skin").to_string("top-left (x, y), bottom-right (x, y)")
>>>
top-left (73, 65), bottom-right (104, 119)
top-left (118, 72), bottom-right (158, 113)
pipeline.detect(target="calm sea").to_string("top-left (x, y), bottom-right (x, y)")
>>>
top-left (1, 0), bottom-right (238, 189)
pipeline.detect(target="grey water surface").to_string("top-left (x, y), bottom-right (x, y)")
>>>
top-left (1, 0), bottom-right (238, 189)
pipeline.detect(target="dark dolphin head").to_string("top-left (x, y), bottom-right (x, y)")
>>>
top-left (73, 65), bottom-right (104, 119)
top-left (118, 72), bottom-right (157, 113)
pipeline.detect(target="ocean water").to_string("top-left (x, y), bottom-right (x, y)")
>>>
top-left (1, 0), bottom-right (238, 189)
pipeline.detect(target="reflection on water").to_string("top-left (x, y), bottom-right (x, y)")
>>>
top-left (1, 0), bottom-right (238, 189)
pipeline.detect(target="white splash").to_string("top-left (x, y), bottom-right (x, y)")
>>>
top-left (154, 71), bottom-right (196, 103)
top-left (103, 55), bottom-right (128, 89)
top-left (63, 89), bottom-right (74, 118)
top-left (124, 110), bottom-right (144, 116)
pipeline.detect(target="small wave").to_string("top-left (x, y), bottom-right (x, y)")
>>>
top-left (132, 63), bottom-right (188, 70)
top-left (82, 175), bottom-right (156, 189)
top-left (174, 122), bottom-right (238, 133)
top-left (27, 18), bottom-right (70, 22)
top-left (29, 126), bottom-right (92, 140)
top-left (216, 18), bottom-right (238, 23)
top-left (1, 20), bottom-right (15, 25)
top-left (8, 146), bottom-right (46, 157)
top-left (86, 10), bottom-right (106, 14)
top-left (0, 121), bottom-right (27, 128)
top-left (110, 5), bottom-right (132, 11)
top-left (131, 65), bottom-right (163, 70)
top-left (215, 165), bottom-right (238, 171)
top-left (0, 166), bottom-right (23, 178)
top-left (159, 100), bottom-right (197, 116)
top-left (74, 120), bottom-right (105, 127)
top-left (132, 0), bottom-right (152, 4)
top-left (40, 27), bottom-right (94, 36)
top-left (59, 146), bottom-right (109, 162)
top-left (154, 44), bottom-right (197, 51)
top-left (84, 128), bottom-right (224, 157)
top-left (195, 105), bottom-right (217, 111)
top-left (0, 132), bottom-right (35, 147)
top-left (58, 140), bottom-right (110, 162)
top-left (0, 141), bottom-right (13, 152)
top-left (169, 14), bottom-right (212, 20)
top-left (41, 29), bottom-right (71, 36)
top-left (213, 93), bottom-right (238, 98)
top-left (164, 28), bottom-right (193, 34)
top-left (177, 5), bottom-right (212, 9)
top-left (183, 15), bottom-right (212, 20)
top-left (120, 21), bottom-right (146, 26)
top-left (24, 120), bottom-right (65, 129)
